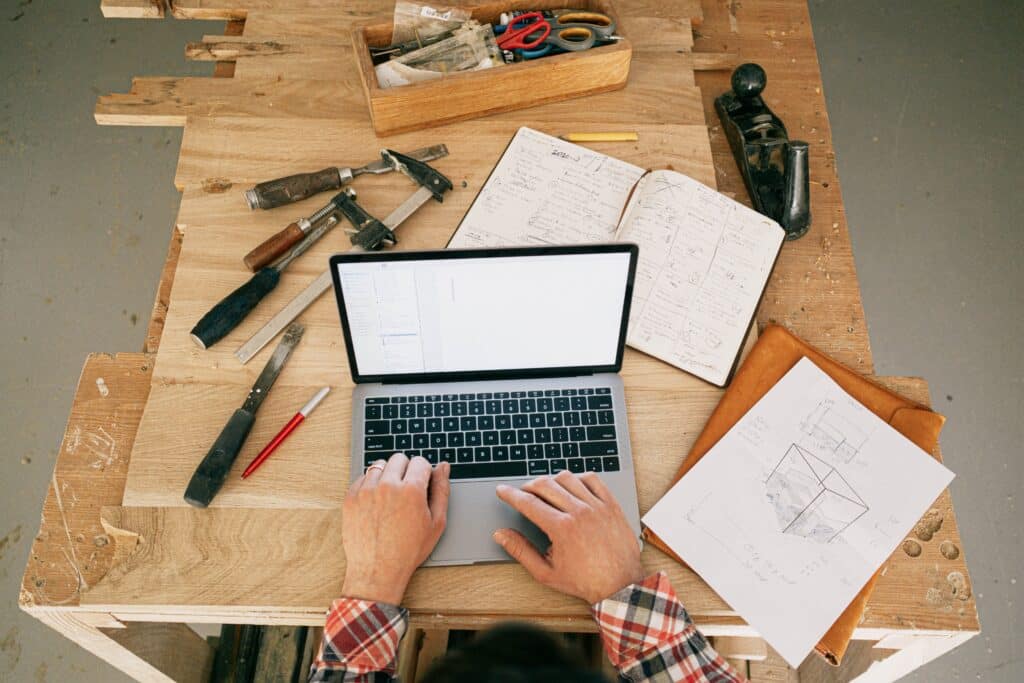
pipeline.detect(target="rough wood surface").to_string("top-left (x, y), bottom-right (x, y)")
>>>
top-left (100, 0), bottom-right (165, 19)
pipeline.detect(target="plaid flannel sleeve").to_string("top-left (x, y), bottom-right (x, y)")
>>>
top-left (592, 572), bottom-right (744, 683)
top-left (308, 598), bottom-right (408, 683)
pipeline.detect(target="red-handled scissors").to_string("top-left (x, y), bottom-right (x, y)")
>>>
top-left (495, 11), bottom-right (551, 50)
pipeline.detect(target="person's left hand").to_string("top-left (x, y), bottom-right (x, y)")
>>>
top-left (342, 453), bottom-right (451, 604)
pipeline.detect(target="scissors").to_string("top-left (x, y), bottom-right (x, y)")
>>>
top-left (496, 10), bottom-right (618, 60)
top-left (494, 11), bottom-right (551, 51)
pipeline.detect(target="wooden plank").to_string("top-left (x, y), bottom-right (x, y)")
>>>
top-left (749, 644), bottom-right (800, 683)
top-left (254, 626), bottom-right (308, 682)
top-left (145, 226), bottom-right (183, 353)
top-left (693, 0), bottom-right (872, 370)
top-left (102, 622), bottom-right (214, 682)
top-left (101, 0), bottom-right (166, 19)
top-left (712, 635), bottom-right (768, 661)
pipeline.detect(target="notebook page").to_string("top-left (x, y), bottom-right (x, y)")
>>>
top-left (447, 127), bottom-right (645, 249)
top-left (619, 170), bottom-right (785, 385)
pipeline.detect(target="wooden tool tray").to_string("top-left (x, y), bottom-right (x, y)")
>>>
top-left (352, 0), bottom-right (633, 135)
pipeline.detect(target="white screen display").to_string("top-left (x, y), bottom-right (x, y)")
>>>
top-left (336, 251), bottom-right (632, 377)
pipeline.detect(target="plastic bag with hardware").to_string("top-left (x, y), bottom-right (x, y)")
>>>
top-left (390, 2), bottom-right (472, 46)
top-left (376, 21), bottom-right (504, 88)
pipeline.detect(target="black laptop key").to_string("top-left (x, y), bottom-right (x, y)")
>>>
top-left (496, 415), bottom-right (511, 429)
top-left (544, 444), bottom-right (560, 458)
top-left (409, 419), bottom-right (424, 432)
top-left (365, 435), bottom-right (394, 451)
top-left (495, 392), bottom-right (509, 398)
top-left (528, 390), bottom-right (543, 397)
top-left (534, 428), bottom-right (552, 443)
top-left (391, 397), bottom-right (406, 403)
top-left (440, 449), bottom-right (456, 463)
top-left (595, 388), bottom-right (611, 394)
top-left (417, 403), bottom-right (433, 417)
top-left (400, 404), bottom-right (416, 418)
top-left (586, 426), bottom-right (616, 441)
top-left (452, 402), bottom-right (468, 416)
top-left (527, 445), bottom-right (544, 460)
top-left (503, 399), bottom-right (519, 413)
top-left (564, 411), bottom-right (581, 426)
top-left (570, 397), bottom-right (586, 410)
top-left (554, 397), bottom-right (570, 411)
top-left (483, 431), bottom-right (499, 446)
top-left (450, 462), bottom-right (527, 480)
top-left (528, 460), bottom-right (549, 475)
top-left (460, 394), bottom-right (473, 400)
top-left (478, 393), bottom-right (492, 400)
top-left (568, 458), bottom-right (585, 473)
top-left (466, 432), bottom-right (482, 447)
top-left (513, 414), bottom-right (528, 428)
top-left (457, 448), bottom-right (474, 463)
top-left (545, 389), bottom-right (559, 396)
top-left (580, 389), bottom-right (594, 395)
top-left (430, 434), bottom-right (445, 448)
top-left (395, 434), bottom-right (412, 450)
top-left (365, 453), bottom-right (379, 466)
top-left (391, 419), bottom-right (408, 433)
top-left (552, 428), bottom-right (568, 442)
top-left (529, 414), bottom-right (545, 428)
top-left (365, 405), bottom-right (381, 420)
top-left (538, 398), bottom-right (553, 412)
top-left (516, 429), bottom-right (534, 444)
top-left (423, 449), bottom-right (439, 463)
top-left (414, 434), bottom-right (429, 449)
top-left (426, 418), bottom-right (442, 432)
top-left (602, 456), bottom-right (621, 472)
top-left (486, 400), bottom-right (502, 414)
top-left (546, 412), bottom-right (563, 427)
top-left (581, 411), bottom-right (598, 425)
top-left (428, 395), bottom-right (441, 402)
top-left (584, 457), bottom-right (603, 472)
top-left (405, 450), bottom-right (420, 458)
top-left (598, 410), bottom-right (615, 425)
top-left (461, 416), bottom-right (477, 431)
top-left (365, 420), bottom-right (390, 435)
top-left (580, 441), bottom-right (618, 456)
top-left (443, 417), bottom-right (459, 431)
top-left (383, 405), bottom-right (398, 419)
top-left (550, 459), bottom-right (568, 473)
top-left (469, 401), bottom-right (485, 415)
top-left (366, 397), bottom-right (389, 404)
top-left (447, 433), bottom-right (465, 447)
top-left (511, 445), bottom-right (527, 460)
top-left (562, 442), bottom-right (579, 458)
top-left (478, 416), bottom-right (494, 430)
top-left (520, 398), bottom-right (536, 412)
top-left (435, 403), bottom-right (451, 416)
top-left (410, 396), bottom-right (424, 403)
top-left (443, 394), bottom-right (458, 401)
top-left (570, 427), bottom-right (586, 441)
top-left (500, 430), bottom-right (516, 445)
top-left (474, 447), bottom-right (492, 462)
top-left (493, 446), bottom-right (509, 461)
top-left (587, 395), bottom-right (613, 410)
top-left (512, 391), bottom-right (525, 398)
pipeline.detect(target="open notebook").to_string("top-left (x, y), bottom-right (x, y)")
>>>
top-left (448, 127), bottom-right (785, 386)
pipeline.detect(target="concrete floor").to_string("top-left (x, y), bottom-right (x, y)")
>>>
top-left (0, 1), bottom-right (1019, 681)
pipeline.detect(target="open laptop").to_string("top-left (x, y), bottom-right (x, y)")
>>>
top-left (329, 244), bottom-right (642, 565)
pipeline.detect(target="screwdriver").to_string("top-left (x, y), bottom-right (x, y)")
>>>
top-left (189, 215), bottom-right (339, 350)
top-left (242, 144), bottom-right (448, 210)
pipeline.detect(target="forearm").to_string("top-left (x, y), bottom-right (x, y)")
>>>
top-left (309, 598), bottom-right (408, 682)
top-left (592, 572), bottom-right (744, 683)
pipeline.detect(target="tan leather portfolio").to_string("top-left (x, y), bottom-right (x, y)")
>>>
top-left (641, 324), bottom-right (946, 665)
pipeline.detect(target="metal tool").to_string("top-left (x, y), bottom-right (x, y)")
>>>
top-left (190, 214), bottom-right (339, 350)
top-left (183, 323), bottom-right (304, 508)
top-left (244, 189), bottom-right (351, 271)
top-left (715, 63), bottom-right (810, 240)
top-left (495, 11), bottom-right (550, 50)
top-left (234, 150), bottom-right (453, 364)
top-left (243, 144), bottom-right (449, 210)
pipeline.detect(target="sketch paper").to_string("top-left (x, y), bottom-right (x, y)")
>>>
top-left (642, 357), bottom-right (955, 667)
top-left (448, 127), bottom-right (784, 385)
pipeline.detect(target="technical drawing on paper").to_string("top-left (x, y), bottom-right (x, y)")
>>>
top-left (764, 444), bottom-right (869, 544)
top-left (798, 399), bottom-right (872, 464)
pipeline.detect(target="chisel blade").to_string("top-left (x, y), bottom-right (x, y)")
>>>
top-left (241, 323), bottom-right (304, 412)
top-left (354, 144), bottom-right (448, 176)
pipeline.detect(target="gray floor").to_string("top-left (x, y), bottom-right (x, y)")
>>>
top-left (0, 1), bottom-right (1019, 681)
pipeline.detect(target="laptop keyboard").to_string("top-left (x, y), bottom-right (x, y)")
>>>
top-left (362, 388), bottom-right (621, 480)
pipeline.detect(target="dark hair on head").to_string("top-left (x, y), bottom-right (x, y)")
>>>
top-left (419, 622), bottom-right (611, 683)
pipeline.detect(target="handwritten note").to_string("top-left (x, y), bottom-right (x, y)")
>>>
top-left (642, 358), bottom-right (955, 667)
top-left (619, 171), bottom-right (784, 385)
top-left (448, 127), bottom-right (784, 385)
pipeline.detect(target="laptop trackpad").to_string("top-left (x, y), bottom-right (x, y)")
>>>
top-left (426, 479), bottom-right (550, 566)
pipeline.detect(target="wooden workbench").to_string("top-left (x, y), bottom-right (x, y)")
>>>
top-left (20, 1), bottom-right (977, 681)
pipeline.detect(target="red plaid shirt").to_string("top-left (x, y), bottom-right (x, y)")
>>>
top-left (310, 572), bottom-right (743, 682)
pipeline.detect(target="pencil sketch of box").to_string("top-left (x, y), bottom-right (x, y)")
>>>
top-left (764, 444), bottom-right (869, 543)
top-left (799, 399), bottom-right (870, 464)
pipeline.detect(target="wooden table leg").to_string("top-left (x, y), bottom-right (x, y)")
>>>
top-left (29, 609), bottom-right (212, 682)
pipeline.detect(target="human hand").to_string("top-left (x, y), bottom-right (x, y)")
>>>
top-left (342, 453), bottom-right (450, 604)
top-left (494, 471), bottom-right (644, 604)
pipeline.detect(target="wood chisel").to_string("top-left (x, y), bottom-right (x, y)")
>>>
top-left (234, 150), bottom-right (453, 364)
top-left (184, 323), bottom-right (304, 508)
top-left (189, 214), bottom-right (340, 350)
top-left (242, 144), bottom-right (448, 210)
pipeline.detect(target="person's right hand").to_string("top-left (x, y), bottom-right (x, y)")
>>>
top-left (493, 471), bottom-right (645, 604)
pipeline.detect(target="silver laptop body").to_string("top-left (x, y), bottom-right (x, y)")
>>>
top-left (330, 245), bottom-right (642, 566)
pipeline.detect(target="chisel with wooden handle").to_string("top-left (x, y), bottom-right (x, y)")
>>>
top-left (242, 144), bottom-right (448, 210)
top-left (184, 323), bottom-right (304, 508)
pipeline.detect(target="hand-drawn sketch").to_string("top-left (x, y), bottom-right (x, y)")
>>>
top-left (765, 443), bottom-right (869, 543)
top-left (798, 399), bottom-right (872, 463)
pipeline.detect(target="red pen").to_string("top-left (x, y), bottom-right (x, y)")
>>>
top-left (242, 387), bottom-right (330, 479)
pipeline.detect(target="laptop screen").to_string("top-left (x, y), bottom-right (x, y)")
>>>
top-left (330, 245), bottom-right (637, 383)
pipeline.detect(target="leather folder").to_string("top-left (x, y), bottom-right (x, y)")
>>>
top-left (641, 325), bottom-right (946, 665)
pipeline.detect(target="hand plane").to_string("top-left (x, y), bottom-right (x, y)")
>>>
top-left (715, 63), bottom-right (810, 240)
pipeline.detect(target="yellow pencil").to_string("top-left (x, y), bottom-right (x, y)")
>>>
top-left (559, 132), bottom-right (639, 143)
